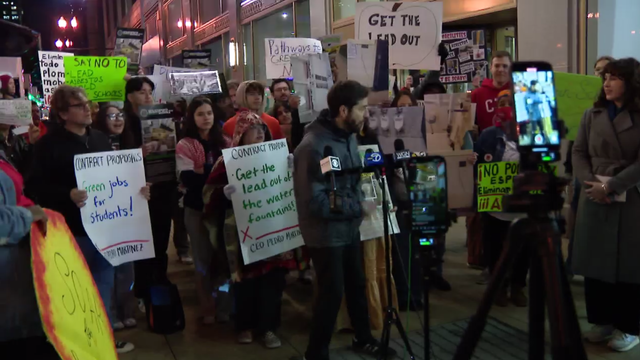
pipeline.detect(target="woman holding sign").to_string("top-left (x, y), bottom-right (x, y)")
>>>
top-left (175, 97), bottom-right (229, 324)
top-left (205, 111), bottom-right (296, 348)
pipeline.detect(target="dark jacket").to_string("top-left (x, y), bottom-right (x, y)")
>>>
top-left (0, 132), bottom-right (32, 177)
top-left (27, 126), bottom-right (112, 236)
top-left (293, 109), bottom-right (364, 248)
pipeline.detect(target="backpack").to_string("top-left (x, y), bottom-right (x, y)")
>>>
top-left (145, 283), bottom-right (185, 334)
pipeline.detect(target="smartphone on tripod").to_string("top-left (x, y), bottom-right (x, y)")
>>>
top-left (406, 156), bottom-right (448, 244)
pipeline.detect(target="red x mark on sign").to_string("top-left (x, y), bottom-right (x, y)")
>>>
top-left (241, 226), bottom-right (253, 243)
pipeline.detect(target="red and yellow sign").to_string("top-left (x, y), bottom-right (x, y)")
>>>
top-left (31, 210), bottom-right (117, 360)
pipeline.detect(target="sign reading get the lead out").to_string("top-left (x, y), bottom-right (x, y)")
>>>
top-left (64, 56), bottom-right (128, 102)
top-left (355, 1), bottom-right (443, 70)
top-left (74, 149), bottom-right (154, 266)
top-left (264, 38), bottom-right (322, 79)
top-left (222, 139), bottom-right (304, 264)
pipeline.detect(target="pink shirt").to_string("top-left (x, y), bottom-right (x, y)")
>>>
top-left (0, 159), bottom-right (34, 207)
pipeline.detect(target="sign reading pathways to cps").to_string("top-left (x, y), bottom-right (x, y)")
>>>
top-left (477, 161), bottom-right (558, 212)
top-left (355, 1), bottom-right (443, 70)
top-left (222, 139), bottom-right (304, 264)
top-left (38, 51), bottom-right (73, 105)
top-left (64, 56), bottom-right (128, 102)
top-left (264, 38), bottom-right (322, 79)
top-left (31, 210), bottom-right (117, 360)
top-left (74, 149), bottom-right (154, 266)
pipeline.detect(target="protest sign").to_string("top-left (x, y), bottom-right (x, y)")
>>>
top-left (64, 56), bottom-right (128, 102)
top-left (74, 149), bottom-right (154, 266)
top-left (153, 64), bottom-right (200, 81)
top-left (555, 72), bottom-right (602, 141)
top-left (38, 51), bottom-right (73, 105)
top-left (440, 30), bottom-right (487, 84)
top-left (0, 99), bottom-right (32, 126)
top-left (139, 104), bottom-right (177, 183)
top-left (477, 162), bottom-right (558, 212)
top-left (114, 28), bottom-right (145, 74)
top-left (222, 139), bottom-right (304, 264)
top-left (182, 50), bottom-right (212, 69)
top-left (31, 210), bottom-right (117, 360)
top-left (355, 1), bottom-right (442, 70)
top-left (366, 106), bottom-right (427, 154)
top-left (169, 70), bottom-right (221, 96)
top-left (264, 38), bottom-right (322, 79)
top-left (319, 34), bottom-right (343, 53)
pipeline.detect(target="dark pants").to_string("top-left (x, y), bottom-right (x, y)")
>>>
top-left (134, 185), bottom-right (173, 299)
top-left (585, 278), bottom-right (640, 335)
top-left (0, 337), bottom-right (60, 359)
top-left (482, 213), bottom-right (530, 289)
top-left (172, 194), bottom-right (190, 257)
top-left (234, 268), bottom-right (287, 334)
top-left (306, 241), bottom-right (373, 360)
top-left (566, 178), bottom-right (581, 273)
top-left (392, 210), bottom-right (423, 305)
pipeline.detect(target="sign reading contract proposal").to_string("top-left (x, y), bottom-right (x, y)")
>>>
top-left (223, 139), bottom-right (303, 264)
top-left (74, 149), bottom-right (154, 266)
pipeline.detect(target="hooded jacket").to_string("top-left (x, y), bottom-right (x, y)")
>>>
top-left (222, 81), bottom-right (284, 140)
top-left (293, 109), bottom-right (364, 248)
top-left (471, 79), bottom-right (512, 133)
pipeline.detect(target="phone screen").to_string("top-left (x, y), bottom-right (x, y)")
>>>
top-left (512, 67), bottom-right (561, 147)
top-left (408, 157), bottom-right (448, 235)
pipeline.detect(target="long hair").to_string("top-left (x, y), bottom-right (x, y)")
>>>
top-left (93, 105), bottom-right (135, 146)
top-left (183, 96), bottom-right (226, 156)
top-left (391, 89), bottom-right (418, 107)
top-left (594, 58), bottom-right (640, 111)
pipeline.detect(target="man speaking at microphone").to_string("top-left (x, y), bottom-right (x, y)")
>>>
top-left (293, 81), bottom-right (395, 360)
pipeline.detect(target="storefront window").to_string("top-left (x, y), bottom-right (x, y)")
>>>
top-left (252, 5), bottom-right (294, 81)
top-left (146, 17), bottom-right (158, 41)
top-left (223, 32), bottom-right (232, 81)
top-left (586, 0), bottom-right (640, 74)
top-left (166, 0), bottom-right (185, 43)
top-left (296, 0), bottom-right (311, 38)
top-left (333, 0), bottom-right (379, 22)
top-left (242, 23), bottom-right (254, 80)
top-left (198, 0), bottom-right (222, 26)
top-left (202, 36), bottom-right (224, 74)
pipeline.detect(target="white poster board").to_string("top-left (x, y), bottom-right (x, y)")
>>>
top-left (152, 64), bottom-right (200, 81)
top-left (264, 38), bottom-right (322, 79)
top-left (74, 149), bottom-right (155, 266)
top-left (0, 100), bottom-right (32, 126)
top-left (222, 139), bottom-right (304, 264)
top-left (355, 2), bottom-right (442, 70)
top-left (38, 51), bottom-right (73, 105)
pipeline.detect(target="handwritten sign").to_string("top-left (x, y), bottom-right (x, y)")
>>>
top-left (555, 72), bottom-right (602, 141)
top-left (222, 139), bottom-right (304, 264)
top-left (74, 149), bottom-right (154, 266)
top-left (264, 38), bottom-right (322, 79)
top-left (355, 1), bottom-right (442, 70)
top-left (477, 162), bottom-right (558, 212)
top-left (64, 56), bottom-right (128, 102)
top-left (31, 210), bottom-right (117, 360)
top-left (0, 99), bottom-right (32, 126)
top-left (39, 51), bottom-right (73, 105)
top-left (153, 64), bottom-right (199, 81)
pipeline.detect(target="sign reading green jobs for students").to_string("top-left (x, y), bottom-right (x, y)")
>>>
top-left (477, 162), bottom-right (558, 212)
top-left (64, 56), bottom-right (128, 102)
top-left (555, 72), bottom-right (602, 141)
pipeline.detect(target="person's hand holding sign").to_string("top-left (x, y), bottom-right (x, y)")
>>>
top-left (70, 188), bottom-right (88, 208)
top-left (224, 184), bottom-right (236, 200)
top-left (28, 205), bottom-right (48, 236)
top-left (28, 124), bottom-right (41, 144)
top-left (140, 182), bottom-right (152, 201)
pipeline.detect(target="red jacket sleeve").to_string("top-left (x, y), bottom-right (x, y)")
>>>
top-left (262, 114), bottom-right (285, 140)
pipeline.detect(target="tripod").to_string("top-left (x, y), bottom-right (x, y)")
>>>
top-left (378, 168), bottom-right (416, 360)
top-left (453, 169), bottom-right (588, 360)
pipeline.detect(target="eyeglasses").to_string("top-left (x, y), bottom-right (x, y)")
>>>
top-left (107, 113), bottom-right (125, 121)
top-left (68, 101), bottom-right (91, 110)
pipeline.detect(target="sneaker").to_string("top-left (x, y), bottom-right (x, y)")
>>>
top-left (112, 321), bottom-right (125, 331)
top-left (138, 299), bottom-right (146, 313)
top-left (608, 330), bottom-right (639, 352)
top-left (237, 330), bottom-right (253, 344)
top-left (352, 337), bottom-right (397, 359)
top-left (263, 331), bottom-right (282, 349)
top-left (495, 287), bottom-right (509, 307)
top-left (179, 255), bottom-right (194, 265)
top-left (123, 318), bottom-right (137, 328)
top-left (584, 325), bottom-right (615, 343)
top-left (115, 341), bottom-right (135, 354)
top-left (510, 287), bottom-right (528, 307)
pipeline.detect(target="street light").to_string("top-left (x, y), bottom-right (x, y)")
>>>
top-left (55, 39), bottom-right (63, 48)
top-left (65, 39), bottom-right (73, 47)
top-left (58, 17), bottom-right (67, 29)
top-left (70, 17), bottom-right (78, 29)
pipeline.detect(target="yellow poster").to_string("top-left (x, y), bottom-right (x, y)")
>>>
top-left (31, 210), bottom-right (117, 360)
top-left (477, 162), bottom-right (557, 212)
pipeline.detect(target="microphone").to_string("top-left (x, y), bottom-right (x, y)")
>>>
top-left (393, 139), bottom-right (412, 193)
top-left (363, 148), bottom-right (385, 179)
top-left (320, 145), bottom-right (342, 213)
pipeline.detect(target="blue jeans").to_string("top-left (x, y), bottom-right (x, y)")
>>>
top-left (75, 236), bottom-right (115, 324)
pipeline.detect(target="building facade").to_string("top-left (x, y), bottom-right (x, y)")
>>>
top-left (102, 0), bottom-right (624, 82)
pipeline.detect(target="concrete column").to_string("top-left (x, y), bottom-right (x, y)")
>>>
top-left (309, 0), bottom-right (328, 38)
top-left (226, 0), bottom-right (243, 81)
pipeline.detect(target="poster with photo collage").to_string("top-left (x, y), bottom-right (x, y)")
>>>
top-left (439, 30), bottom-right (487, 84)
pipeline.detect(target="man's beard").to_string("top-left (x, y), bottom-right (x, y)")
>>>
top-left (345, 113), bottom-right (363, 133)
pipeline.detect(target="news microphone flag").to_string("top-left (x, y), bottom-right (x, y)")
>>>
top-left (321, 156), bottom-right (341, 174)
top-left (364, 152), bottom-right (385, 167)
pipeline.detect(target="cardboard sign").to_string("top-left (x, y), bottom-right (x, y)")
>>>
top-left (38, 51), bottom-right (73, 105)
top-left (74, 149), bottom-right (154, 266)
top-left (138, 104), bottom-right (178, 183)
top-left (152, 64), bottom-right (200, 81)
top-left (64, 56), bottom-right (128, 102)
top-left (31, 210), bottom-right (117, 360)
top-left (114, 28), bottom-right (145, 74)
top-left (182, 50), bottom-right (212, 69)
top-left (0, 99), bottom-right (32, 126)
top-left (222, 139), bottom-right (304, 264)
top-left (555, 72), bottom-right (602, 141)
top-left (355, 1), bottom-right (442, 70)
top-left (264, 38), bottom-right (322, 79)
top-left (440, 30), bottom-right (487, 84)
top-left (477, 162), bottom-right (558, 212)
